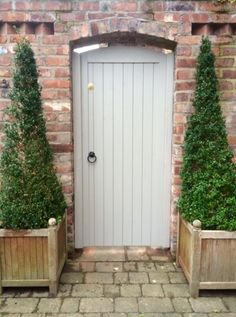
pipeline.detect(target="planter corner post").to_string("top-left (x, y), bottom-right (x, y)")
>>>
top-left (190, 219), bottom-right (202, 297)
top-left (48, 218), bottom-right (58, 297)
top-left (176, 212), bottom-right (180, 267)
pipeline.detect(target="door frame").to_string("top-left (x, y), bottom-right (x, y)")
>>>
top-left (72, 45), bottom-right (174, 249)
top-left (73, 50), bottom-right (83, 249)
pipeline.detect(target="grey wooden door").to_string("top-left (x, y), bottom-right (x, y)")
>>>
top-left (73, 46), bottom-right (173, 248)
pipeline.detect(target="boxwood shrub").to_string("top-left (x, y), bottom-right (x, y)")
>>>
top-left (178, 37), bottom-right (236, 230)
top-left (0, 38), bottom-right (66, 229)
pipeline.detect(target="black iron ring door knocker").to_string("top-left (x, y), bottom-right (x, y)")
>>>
top-left (87, 151), bottom-right (97, 163)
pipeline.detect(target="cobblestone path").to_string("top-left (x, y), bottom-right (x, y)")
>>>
top-left (0, 247), bottom-right (235, 316)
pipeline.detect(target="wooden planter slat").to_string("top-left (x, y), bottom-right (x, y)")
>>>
top-left (177, 214), bottom-right (236, 297)
top-left (0, 215), bottom-right (67, 296)
top-left (2, 279), bottom-right (49, 287)
top-left (0, 229), bottom-right (48, 237)
top-left (200, 282), bottom-right (236, 289)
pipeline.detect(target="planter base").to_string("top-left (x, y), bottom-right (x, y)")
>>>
top-left (0, 215), bottom-right (67, 296)
top-left (177, 214), bottom-right (236, 297)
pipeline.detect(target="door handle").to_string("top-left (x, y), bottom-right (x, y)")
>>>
top-left (87, 151), bottom-right (97, 163)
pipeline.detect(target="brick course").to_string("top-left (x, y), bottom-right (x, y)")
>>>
top-left (0, 0), bottom-right (235, 251)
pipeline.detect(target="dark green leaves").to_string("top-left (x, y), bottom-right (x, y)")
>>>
top-left (0, 38), bottom-right (66, 229)
top-left (178, 37), bottom-right (236, 231)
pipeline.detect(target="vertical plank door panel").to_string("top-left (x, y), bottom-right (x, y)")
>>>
top-left (103, 63), bottom-right (114, 245)
top-left (93, 63), bottom-right (104, 246)
top-left (113, 64), bottom-right (124, 245)
top-left (132, 64), bottom-right (144, 245)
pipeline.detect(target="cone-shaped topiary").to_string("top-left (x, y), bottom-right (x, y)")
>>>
top-left (0, 38), bottom-right (66, 229)
top-left (178, 37), bottom-right (236, 230)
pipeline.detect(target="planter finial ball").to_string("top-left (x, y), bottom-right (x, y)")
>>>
top-left (193, 219), bottom-right (201, 229)
top-left (48, 218), bottom-right (57, 227)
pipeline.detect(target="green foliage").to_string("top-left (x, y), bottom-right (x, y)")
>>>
top-left (217, 0), bottom-right (236, 3)
top-left (178, 37), bottom-right (236, 230)
top-left (0, 38), bottom-right (66, 229)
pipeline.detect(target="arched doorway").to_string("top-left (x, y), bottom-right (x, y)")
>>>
top-left (72, 32), bottom-right (175, 248)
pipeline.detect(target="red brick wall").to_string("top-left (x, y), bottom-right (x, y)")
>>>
top-left (0, 0), bottom-right (236, 251)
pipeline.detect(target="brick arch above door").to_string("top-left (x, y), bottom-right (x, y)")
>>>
top-left (69, 18), bottom-right (177, 51)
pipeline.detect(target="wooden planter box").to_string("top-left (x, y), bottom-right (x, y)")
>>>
top-left (0, 215), bottom-right (67, 296)
top-left (177, 214), bottom-right (236, 297)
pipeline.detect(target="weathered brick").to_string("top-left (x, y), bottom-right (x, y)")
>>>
top-left (176, 70), bottom-right (195, 80)
top-left (177, 36), bottom-right (201, 45)
top-left (30, 1), bottom-right (44, 10)
top-left (38, 68), bottom-right (54, 78)
top-left (166, 1), bottom-right (195, 11)
top-left (0, 2), bottom-right (12, 10)
top-left (73, 2), bottom-right (99, 11)
top-left (215, 58), bottom-right (234, 67)
top-left (111, 2), bottom-right (137, 12)
top-left (220, 81), bottom-right (233, 90)
top-left (42, 35), bottom-right (69, 45)
top-left (45, 56), bottom-right (69, 67)
top-left (175, 92), bottom-right (190, 102)
top-left (140, 1), bottom-right (164, 12)
top-left (60, 12), bottom-right (85, 22)
top-left (43, 79), bottom-right (70, 89)
top-left (222, 70), bottom-right (236, 79)
top-left (197, 1), bottom-right (223, 12)
top-left (175, 81), bottom-right (195, 91)
top-left (88, 13), bottom-right (115, 20)
top-left (176, 58), bottom-right (196, 68)
top-left (15, 1), bottom-right (31, 10)
top-left (0, 36), bottom-right (8, 43)
top-left (57, 45), bottom-right (70, 55)
top-left (174, 124), bottom-right (185, 135)
top-left (174, 114), bottom-right (187, 124)
top-left (153, 12), bottom-right (165, 22)
top-left (0, 68), bottom-right (10, 77)
top-left (46, 1), bottom-right (71, 11)
top-left (5, 12), bottom-right (29, 21)
top-left (41, 89), bottom-right (58, 100)
top-left (223, 47), bottom-right (236, 55)
top-left (47, 123), bottom-right (71, 133)
top-left (190, 13), bottom-right (210, 23)
top-left (0, 55), bottom-right (11, 66)
top-left (176, 46), bottom-right (192, 56)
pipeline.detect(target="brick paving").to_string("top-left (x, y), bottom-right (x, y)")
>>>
top-left (0, 247), bottom-right (236, 316)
